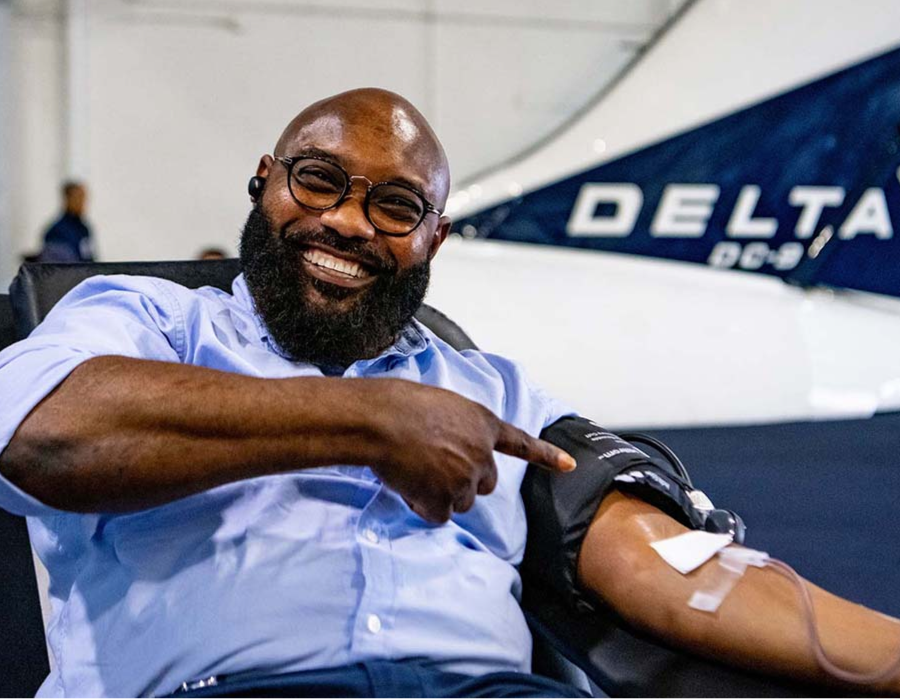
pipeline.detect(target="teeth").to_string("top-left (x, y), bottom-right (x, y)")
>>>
top-left (302, 249), bottom-right (370, 279)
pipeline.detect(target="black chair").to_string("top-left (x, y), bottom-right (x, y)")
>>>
top-left (0, 293), bottom-right (53, 697)
top-left (2, 261), bottom-right (837, 697)
top-left (0, 294), bottom-right (16, 352)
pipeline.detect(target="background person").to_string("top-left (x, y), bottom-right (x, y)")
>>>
top-left (37, 181), bottom-right (95, 263)
top-left (197, 247), bottom-right (227, 260)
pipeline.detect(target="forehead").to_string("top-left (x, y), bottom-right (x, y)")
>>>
top-left (282, 107), bottom-right (442, 197)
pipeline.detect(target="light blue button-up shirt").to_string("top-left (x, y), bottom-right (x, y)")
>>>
top-left (0, 274), bottom-right (571, 698)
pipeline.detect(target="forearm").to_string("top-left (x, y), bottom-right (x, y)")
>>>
top-left (0, 355), bottom-right (392, 512)
top-left (578, 492), bottom-right (900, 694)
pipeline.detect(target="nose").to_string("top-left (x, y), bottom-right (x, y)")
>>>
top-left (318, 183), bottom-right (376, 241)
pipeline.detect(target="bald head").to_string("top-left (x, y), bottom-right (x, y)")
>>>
top-left (275, 88), bottom-right (450, 207)
top-left (243, 89), bottom-right (454, 365)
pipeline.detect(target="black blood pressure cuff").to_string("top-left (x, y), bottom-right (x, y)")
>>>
top-left (520, 416), bottom-right (705, 612)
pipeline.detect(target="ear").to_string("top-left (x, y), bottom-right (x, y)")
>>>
top-left (428, 216), bottom-right (452, 260)
top-left (256, 154), bottom-right (274, 178)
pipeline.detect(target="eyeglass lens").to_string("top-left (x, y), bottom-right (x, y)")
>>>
top-left (289, 158), bottom-right (426, 235)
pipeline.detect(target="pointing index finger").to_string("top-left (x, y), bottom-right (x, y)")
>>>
top-left (495, 421), bottom-right (576, 472)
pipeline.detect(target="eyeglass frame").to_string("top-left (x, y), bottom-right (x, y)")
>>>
top-left (272, 154), bottom-right (443, 237)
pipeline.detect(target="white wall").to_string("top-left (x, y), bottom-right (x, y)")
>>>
top-left (0, 1), bottom-right (13, 286)
top-left (7, 1), bottom-right (65, 274)
top-left (4, 0), bottom-right (682, 283)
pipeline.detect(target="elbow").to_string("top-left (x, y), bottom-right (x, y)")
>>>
top-left (0, 357), bottom-right (133, 512)
top-left (0, 421), bottom-right (97, 512)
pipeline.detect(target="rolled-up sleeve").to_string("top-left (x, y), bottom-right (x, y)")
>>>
top-left (0, 275), bottom-right (184, 515)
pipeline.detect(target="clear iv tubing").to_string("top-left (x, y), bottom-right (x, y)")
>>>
top-left (767, 557), bottom-right (900, 685)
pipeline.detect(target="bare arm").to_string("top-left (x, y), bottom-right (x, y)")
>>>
top-left (577, 491), bottom-right (900, 694)
top-left (0, 355), bottom-right (573, 517)
top-left (0, 355), bottom-right (387, 511)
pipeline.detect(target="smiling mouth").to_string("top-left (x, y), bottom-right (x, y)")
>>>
top-left (302, 248), bottom-right (371, 278)
top-left (300, 247), bottom-right (380, 288)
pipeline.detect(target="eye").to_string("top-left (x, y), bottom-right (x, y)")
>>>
top-left (371, 188), bottom-right (424, 222)
top-left (294, 165), bottom-right (343, 193)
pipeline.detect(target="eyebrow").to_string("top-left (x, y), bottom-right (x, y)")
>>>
top-left (292, 146), bottom-right (339, 162)
top-left (288, 146), bottom-right (432, 199)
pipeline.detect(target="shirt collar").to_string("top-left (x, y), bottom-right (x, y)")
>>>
top-left (230, 273), bottom-right (431, 365)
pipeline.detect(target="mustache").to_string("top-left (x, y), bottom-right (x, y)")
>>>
top-left (279, 221), bottom-right (396, 274)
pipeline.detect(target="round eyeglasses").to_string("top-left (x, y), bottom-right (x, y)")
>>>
top-left (274, 155), bottom-right (442, 237)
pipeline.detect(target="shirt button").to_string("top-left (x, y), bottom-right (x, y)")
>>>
top-left (366, 614), bottom-right (382, 634)
top-left (363, 528), bottom-right (379, 544)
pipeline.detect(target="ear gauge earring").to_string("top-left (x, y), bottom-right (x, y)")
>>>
top-left (248, 176), bottom-right (266, 202)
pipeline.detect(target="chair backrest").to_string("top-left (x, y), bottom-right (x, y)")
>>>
top-left (0, 294), bottom-right (16, 351)
top-left (9, 260), bottom-right (478, 351)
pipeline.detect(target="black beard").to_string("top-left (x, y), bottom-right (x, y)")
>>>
top-left (239, 205), bottom-right (430, 367)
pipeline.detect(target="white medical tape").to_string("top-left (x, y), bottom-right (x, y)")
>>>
top-left (688, 563), bottom-right (745, 613)
top-left (688, 546), bottom-right (770, 613)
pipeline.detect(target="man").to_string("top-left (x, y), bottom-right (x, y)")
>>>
top-left (38, 181), bottom-right (95, 263)
top-left (0, 89), bottom-right (898, 698)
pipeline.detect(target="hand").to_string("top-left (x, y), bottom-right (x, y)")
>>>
top-left (369, 380), bottom-right (576, 523)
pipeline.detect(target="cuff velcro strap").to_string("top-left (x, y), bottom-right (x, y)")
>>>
top-left (612, 468), bottom-right (706, 529)
top-left (520, 416), bottom-right (703, 612)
